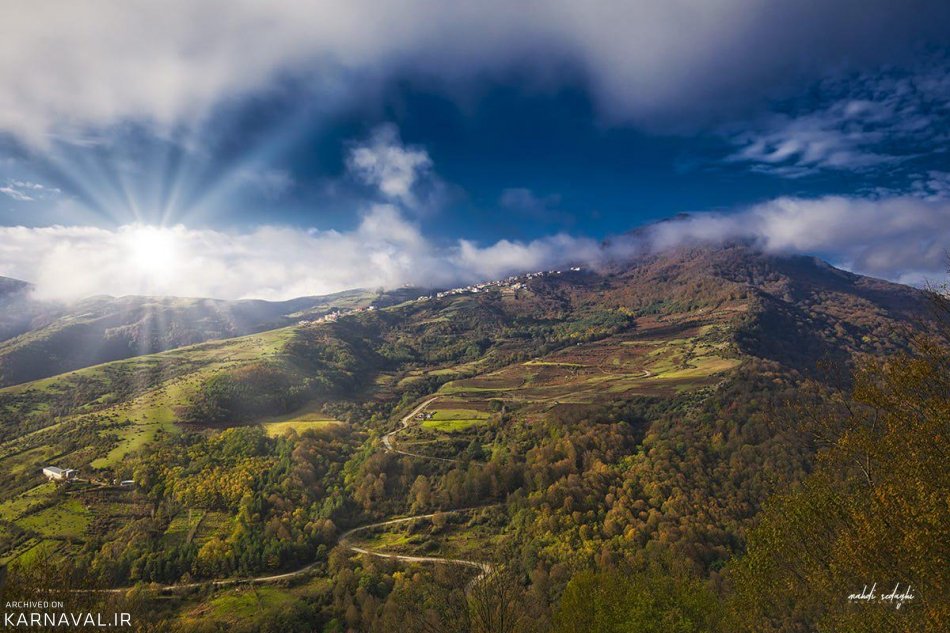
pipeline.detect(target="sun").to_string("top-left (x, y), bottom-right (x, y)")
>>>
top-left (126, 226), bottom-right (177, 279)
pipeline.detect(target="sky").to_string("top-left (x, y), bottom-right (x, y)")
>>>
top-left (0, 1), bottom-right (949, 300)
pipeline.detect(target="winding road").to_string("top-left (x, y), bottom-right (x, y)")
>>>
top-left (381, 397), bottom-right (458, 463)
top-left (83, 367), bottom-right (657, 595)
top-left (338, 508), bottom-right (496, 590)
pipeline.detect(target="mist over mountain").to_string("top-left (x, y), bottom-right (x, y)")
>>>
top-left (0, 243), bottom-right (930, 388)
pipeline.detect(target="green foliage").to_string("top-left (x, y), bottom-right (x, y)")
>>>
top-left (0, 245), bottom-right (941, 633)
top-left (725, 328), bottom-right (950, 632)
top-left (179, 362), bottom-right (310, 424)
top-left (553, 562), bottom-right (721, 633)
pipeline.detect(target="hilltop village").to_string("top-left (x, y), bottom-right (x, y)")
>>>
top-left (299, 267), bottom-right (584, 326)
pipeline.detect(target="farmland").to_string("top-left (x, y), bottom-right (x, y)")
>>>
top-left (259, 403), bottom-right (343, 437)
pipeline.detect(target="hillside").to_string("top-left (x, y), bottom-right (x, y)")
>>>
top-left (0, 276), bottom-right (47, 345)
top-left (0, 286), bottom-right (424, 387)
top-left (0, 245), bottom-right (937, 631)
top-left (0, 276), bottom-right (30, 297)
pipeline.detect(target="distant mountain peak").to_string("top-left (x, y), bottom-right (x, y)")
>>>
top-left (0, 275), bottom-right (32, 295)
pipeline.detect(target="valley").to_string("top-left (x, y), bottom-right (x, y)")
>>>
top-left (0, 244), bottom-right (942, 632)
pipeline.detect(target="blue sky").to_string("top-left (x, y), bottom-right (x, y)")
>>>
top-left (0, 2), bottom-right (948, 299)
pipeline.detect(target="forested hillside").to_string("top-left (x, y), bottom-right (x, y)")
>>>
top-left (0, 245), bottom-right (942, 632)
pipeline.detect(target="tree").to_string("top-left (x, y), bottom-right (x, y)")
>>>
top-left (552, 560), bottom-right (720, 633)
top-left (726, 315), bottom-right (950, 633)
top-left (410, 475), bottom-right (432, 512)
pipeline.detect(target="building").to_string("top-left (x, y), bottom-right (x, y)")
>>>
top-left (42, 466), bottom-right (77, 481)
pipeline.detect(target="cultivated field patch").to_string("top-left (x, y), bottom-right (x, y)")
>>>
top-left (259, 402), bottom-right (342, 437)
top-left (17, 498), bottom-right (90, 538)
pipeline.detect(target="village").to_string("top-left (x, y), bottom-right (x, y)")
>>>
top-left (298, 267), bottom-right (584, 327)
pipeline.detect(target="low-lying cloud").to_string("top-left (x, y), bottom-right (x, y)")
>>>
top-left (0, 196), bottom-right (947, 301)
top-left (646, 196), bottom-right (950, 285)
top-left (0, 206), bottom-right (601, 301)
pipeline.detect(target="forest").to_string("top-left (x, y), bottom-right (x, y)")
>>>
top-left (0, 247), bottom-right (944, 632)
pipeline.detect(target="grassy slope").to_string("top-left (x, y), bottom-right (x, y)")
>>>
top-left (259, 402), bottom-right (343, 437)
top-left (0, 288), bottom-right (387, 388)
top-left (0, 245), bottom-right (928, 585)
top-left (0, 328), bottom-right (299, 558)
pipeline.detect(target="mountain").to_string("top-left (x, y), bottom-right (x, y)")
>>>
top-left (0, 276), bottom-right (30, 296)
top-left (0, 286), bottom-right (424, 387)
top-left (0, 276), bottom-right (48, 345)
top-left (0, 244), bottom-right (938, 631)
top-left (610, 245), bottom-right (928, 373)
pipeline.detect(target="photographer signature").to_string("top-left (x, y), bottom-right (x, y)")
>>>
top-left (848, 583), bottom-right (915, 610)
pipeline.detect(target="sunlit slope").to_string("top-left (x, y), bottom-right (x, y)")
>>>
top-left (0, 287), bottom-right (389, 387)
top-left (0, 326), bottom-right (317, 566)
top-left (0, 243), bottom-right (925, 485)
top-left (0, 244), bottom-right (931, 572)
top-left (0, 300), bottom-right (744, 570)
top-left (0, 326), bottom-right (296, 474)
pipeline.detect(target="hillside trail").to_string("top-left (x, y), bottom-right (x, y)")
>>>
top-left (338, 507), bottom-right (497, 591)
top-left (381, 397), bottom-right (457, 463)
top-left (350, 397), bottom-right (496, 588)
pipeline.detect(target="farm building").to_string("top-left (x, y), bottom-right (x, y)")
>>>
top-left (42, 466), bottom-right (77, 481)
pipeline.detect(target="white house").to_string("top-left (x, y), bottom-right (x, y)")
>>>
top-left (42, 466), bottom-right (77, 481)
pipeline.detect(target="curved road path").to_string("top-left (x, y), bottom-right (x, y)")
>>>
top-left (382, 397), bottom-right (458, 463)
top-left (88, 507), bottom-right (495, 595)
top-left (338, 508), bottom-right (496, 590)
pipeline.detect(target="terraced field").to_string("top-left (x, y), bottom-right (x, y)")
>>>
top-left (18, 498), bottom-right (90, 538)
top-left (439, 319), bottom-right (736, 406)
top-left (421, 406), bottom-right (492, 432)
top-left (388, 313), bottom-right (741, 465)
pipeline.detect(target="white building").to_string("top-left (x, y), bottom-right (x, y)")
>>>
top-left (42, 466), bottom-right (77, 481)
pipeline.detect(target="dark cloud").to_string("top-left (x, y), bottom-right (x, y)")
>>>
top-left (2, 1), bottom-right (948, 143)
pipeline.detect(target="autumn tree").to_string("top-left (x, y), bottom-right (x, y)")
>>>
top-left (726, 304), bottom-right (950, 633)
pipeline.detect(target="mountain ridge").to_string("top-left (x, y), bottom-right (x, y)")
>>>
top-left (0, 286), bottom-right (426, 387)
top-left (0, 245), bottom-right (931, 388)
top-left (0, 242), bottom-right (937, 622)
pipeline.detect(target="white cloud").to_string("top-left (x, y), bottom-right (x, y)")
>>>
top-left (0, 180), bottom-right (62, 202)
top-left (725, 61), bottom-right (950, 177)
top-left (1, 1), bottom-right (946, 144)
top-left (0, 206), bottom-right (606, 301)
top-left (346, 125), bottom-right (435, 208)
top-left (644, 196), bottom-right (950, 284)
top-left (910, 171), bottom-right (950, 201)
top-left (0, 187), bottom-right (33, 202)
top-left (1, 196), bottom-right (947, 301)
